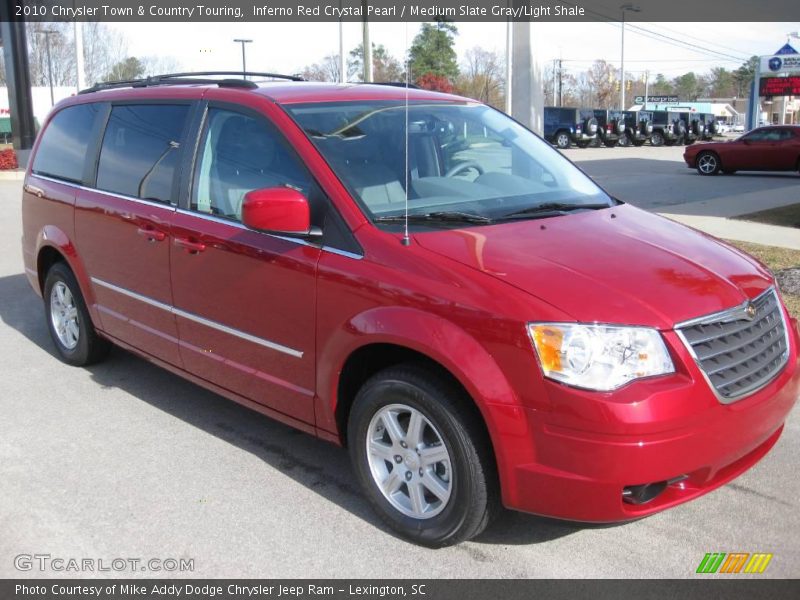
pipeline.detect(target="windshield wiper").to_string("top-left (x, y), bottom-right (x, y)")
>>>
top-left (497, 202), bottom-right (611, 221)
top-left (374, 211), bottom-right (492, 225)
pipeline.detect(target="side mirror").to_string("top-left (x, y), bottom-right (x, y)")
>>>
top-left (241, 187), bottom-right (319, 237)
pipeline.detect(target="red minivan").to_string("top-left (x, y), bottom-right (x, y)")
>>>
top-left (21, 73), bottom-right (800, 546)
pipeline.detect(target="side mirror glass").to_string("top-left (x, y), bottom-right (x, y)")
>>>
top-left (241, 187), bottom-right (318, 237)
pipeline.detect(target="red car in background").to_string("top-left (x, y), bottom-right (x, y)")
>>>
top-left (684, 125), bottom-right (800, 175)
top-left (21, 73), bottom-right (800, 546)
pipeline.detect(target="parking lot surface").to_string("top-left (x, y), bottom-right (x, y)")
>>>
top-left (1, 145), bottom-right (799, 578)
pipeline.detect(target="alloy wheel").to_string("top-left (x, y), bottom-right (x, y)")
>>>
top-left (366, 403), bottom-right (453, 519)
top-left (697, 153), bottom-right (718, 175)
top-left (50, 281), bottom-right (80, 350)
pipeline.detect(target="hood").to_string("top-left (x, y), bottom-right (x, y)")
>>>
top-left (414, 204), bottom-right (772, 329)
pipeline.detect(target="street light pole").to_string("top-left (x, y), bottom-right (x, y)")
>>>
top-left (233, 39), bottom-right (252, 78)
top-left (619, 4), bottom-right (640, 111)
top-left (37, 29), bottom-right (57, 106)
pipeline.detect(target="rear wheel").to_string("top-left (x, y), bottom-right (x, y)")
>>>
top-left (632, 139), bottom-right (646, 147)
top-left (696, 151), bottom-right (721, 176)
top-left (348, 364), bottom-right (498, 547)
top-left (575, 141), bottom-right (591, 149)
top-left (603, 139), bottom-right (618, 148)
top-left (44, 262), bottom-right (111, 366)
top-left (650, 130), bottom-right (665, 146)
top-left (555, 131), bottom-right (571, 149)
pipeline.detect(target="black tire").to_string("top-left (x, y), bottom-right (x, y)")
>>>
top-left (603, 139), bottom-right (618, 148)
top-left (554, 131), bottom-right (571, 149)
top-left (650, 130), bottom-right (665, 146)
top-left (43, 262), bottom-right (111, 366)
top-left (696, 151), bottom-right (721, 176)
top-left (575, 141), bottom-right (591, 149)
top-left (348, 364), bottom-right (498, 547)
top-left (684, 138), bottom-right (695, 146)
top-left (632, 139), bottom-right (646, 147)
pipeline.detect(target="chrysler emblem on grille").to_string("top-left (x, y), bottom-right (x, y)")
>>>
top-left (744, 302), bottom-right (757, 320)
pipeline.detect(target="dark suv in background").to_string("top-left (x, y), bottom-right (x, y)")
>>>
top-left (700, 113), bottom-right (719, 141)
top-left (544, 107), bottom-right (598, 149)
top-left (680, 111), bottom-right (706, 145)
top-left (622, 110), bottom-right (653, 146)
top-left (650, 111), bottom-right (685, 146)
top-left (592, 109), bottom-right (626, 147)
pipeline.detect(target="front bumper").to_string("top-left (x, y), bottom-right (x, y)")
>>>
top-left (498, 317), bottom-right (800, 522)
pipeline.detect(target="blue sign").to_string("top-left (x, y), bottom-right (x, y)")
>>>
top-left (774, 43), bottom-right (798, 55)
top-left (768, 56), bottom-right (783, 71)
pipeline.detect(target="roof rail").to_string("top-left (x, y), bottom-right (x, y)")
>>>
top-left (78, 71), bottom-right (305, 95)
top-left (370, 82), bottom-right (421, 90)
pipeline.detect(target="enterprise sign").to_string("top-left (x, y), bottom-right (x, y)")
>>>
top-left (634, 95), bottom-right (679, 103)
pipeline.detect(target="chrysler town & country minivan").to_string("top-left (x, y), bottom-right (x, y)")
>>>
top-left (21, 73), bottom-right (799, 547)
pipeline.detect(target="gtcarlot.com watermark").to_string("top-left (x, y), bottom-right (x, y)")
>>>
top-left (14, 553), bottom-right (194, 573)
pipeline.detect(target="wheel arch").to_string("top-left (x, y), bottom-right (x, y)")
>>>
top-left (317, 307), bottom-right (528, 497)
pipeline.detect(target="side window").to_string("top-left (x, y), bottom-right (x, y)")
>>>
top-left (32, 103), bottom-right (100, 183)
top-left (96, 104), bottom-right (189, 203)
top-left (743, 130), bottom-right (766, 142)
top-left (191, 108), bottom-right (311, 222)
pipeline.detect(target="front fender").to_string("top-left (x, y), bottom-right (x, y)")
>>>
top-left (315, 306), bottom-right (533, 500)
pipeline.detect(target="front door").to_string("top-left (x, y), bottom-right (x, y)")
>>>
top-left (169, 105), bottom-right (319, 424)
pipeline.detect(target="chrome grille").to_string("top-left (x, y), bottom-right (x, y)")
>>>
top-left (676, 288), bottom-right (789, 402)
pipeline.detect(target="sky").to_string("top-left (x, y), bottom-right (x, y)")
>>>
top-left (109, 21), bottom-right (800, 80)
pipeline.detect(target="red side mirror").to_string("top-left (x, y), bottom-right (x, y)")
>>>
top-left (241, 187), bottom-right (311, 235)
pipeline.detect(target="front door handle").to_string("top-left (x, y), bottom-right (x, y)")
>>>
top-left (137, 226), bottom-right (166, 242)
top-left (174, 237), bottom-right (206, 254)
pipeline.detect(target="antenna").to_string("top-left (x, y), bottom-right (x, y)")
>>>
top-left (401, 21), bottom-right (411, 247)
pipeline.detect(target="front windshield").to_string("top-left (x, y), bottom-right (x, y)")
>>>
top-left (286, 101), bottom-right (612, 225)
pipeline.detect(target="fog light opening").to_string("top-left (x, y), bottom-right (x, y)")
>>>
top-left (622, 481), bottom-right (668, 505)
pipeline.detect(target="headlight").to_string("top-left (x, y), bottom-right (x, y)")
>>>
top-left (528, 323), bottom-right (674, 391)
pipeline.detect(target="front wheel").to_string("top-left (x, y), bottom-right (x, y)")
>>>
top-left (44, 262), bottom-right (111, 366)
top-left (348, 365), bottom-right (498, 547)
top-left (696, 151), bottom-right (721, 175)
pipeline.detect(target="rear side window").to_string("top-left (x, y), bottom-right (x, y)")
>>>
top-left (96, 104), bottom-right (189, 203)
top-left (32, 104), bottom-right (100, 183)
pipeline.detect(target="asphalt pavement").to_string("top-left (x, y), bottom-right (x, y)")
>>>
top-left (1, 147), bottom-right (799, 579)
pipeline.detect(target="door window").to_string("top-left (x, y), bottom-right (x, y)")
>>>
top-left (191, 108), bottom-right (311, 222)
top-left (96, 104), bottom-right (189, 203)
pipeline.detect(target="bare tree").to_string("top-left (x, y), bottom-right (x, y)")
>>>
top-left (141, 55), bottom-right (183, 77)
top-left (82, 22), bottom-right (128, 86)
top-left (300, 54), bottom-right (343, 82)
top-left (455, 47), bottom-right (505, 108)
top-left (587, 60), bottom-right (617, 108)
top-left (27, 23), bottom-right (76, 87)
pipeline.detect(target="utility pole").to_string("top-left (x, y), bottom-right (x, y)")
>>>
top-left (504, 16), bottom-right (512, 114)
top-left (338, 4), bottom-right (345, 83)
top-left (361, 0), bottom-right (372, 82)
top-left (557, 58), bottom-right (563, 107)
top-left (37, 29), bottom-right (57, 106)
top-left (643, 70), bottom-right (649, 108)
top-left (233, 39), bottom-right (252, 78)
top-left (619, 4), bottom-right (640, 110)
top-left (74, 21), bottom-right (86, 91)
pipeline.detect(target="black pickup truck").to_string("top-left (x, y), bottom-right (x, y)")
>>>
top-left (650, 111), bottom-right (685, 146)
top-left (621, 110), bottom-right (654, 146)
top-left (544, 107), bottom-right (599, 149)
top-left (592, 109), bottom-right (626, 147)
